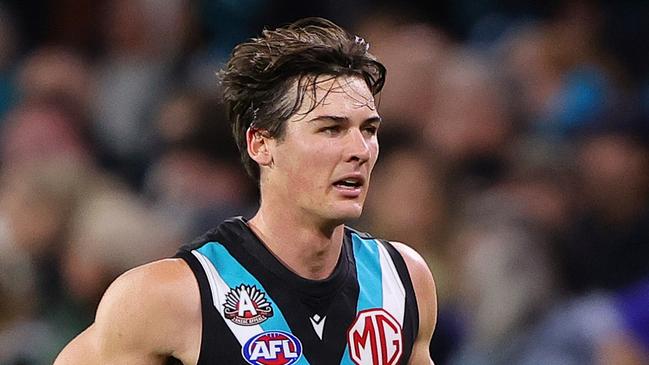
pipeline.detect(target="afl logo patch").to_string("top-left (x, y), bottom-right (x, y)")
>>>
top-left (224, 284), bottom-right (274, 326)
top-left (347, 308), bottom-right (403, 365)
top-left (242, 330), bottom-right (303, 365)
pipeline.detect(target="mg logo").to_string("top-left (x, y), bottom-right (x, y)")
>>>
top-left (347, 308), bottom-right (403, 365)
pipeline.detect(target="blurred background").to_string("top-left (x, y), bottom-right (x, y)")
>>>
top-left (0, 0), bottom-right (648, 364)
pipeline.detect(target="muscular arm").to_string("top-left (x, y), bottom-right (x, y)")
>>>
top-left (54, 259), bottom-right (202, 365)
top-left (392, 242), bottom-right (438, 365)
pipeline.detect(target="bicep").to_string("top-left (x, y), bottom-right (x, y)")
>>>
top-left (408, 340), bottom-right (435, 365)
top-left (54, 326), bottom-right (101, 365)
top-left (408, 263), bottom-right (437, 365)
top-left (54, 284), bottom-right (159, 365)
top-left (53, 314), bottom-right (158, 365)
top-left (54, 259), bottom-right (197, 365)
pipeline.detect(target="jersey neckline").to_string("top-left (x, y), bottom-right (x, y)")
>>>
top-left (224, 216), bottom-right (353, 299)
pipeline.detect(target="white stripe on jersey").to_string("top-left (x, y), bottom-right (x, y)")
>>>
top-left (191, 250), bottom-right (263, 345)
top-left (376, 240), bottom-right (406, 326)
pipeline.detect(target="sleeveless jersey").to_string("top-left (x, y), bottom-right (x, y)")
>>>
top-left (175, 217), bottom-right (419, 365)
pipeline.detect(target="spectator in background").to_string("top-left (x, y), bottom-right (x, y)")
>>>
top-left (499, 1), bottom-right (618, 139)
top-left (601, 278), bottom-right (649, 365)
top-left (0, 159), bottom-right (92, 364)
top-left (448, 191), bottom-right (559, 365)
top-left (0, 98), bottom-right (92, 169)
top-left (0, 159), bottom-right (92, 310)
top-left (563, 127), bottom-right (649, 293)
top-left (0, 204), bottom-right (54, 365)
top-left (0, 159), bottom-right (182, 362)
top-left (355, 15), bottom-right (450, 132)
top-left (93, 0), bottom-right (192, 185)
top-left (0, 94), bottom-right (98, 364)
top-left (53, 180), bottom-right (182, 352)
top-left (144, 91), bottom-right (255, 237)
top-left (0, 5), bottom-right (18, 120)
top-left (423, 49), bottom-right (513, 186)
top-left (9, 45), bottom-right (104, 166)
top-left (361, 145), bottom-right (451, 300)
top-left (17, 47), bottom-right (94, 114)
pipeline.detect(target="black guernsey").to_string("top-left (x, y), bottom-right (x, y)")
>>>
top-left (175, 217), bottom-right (419, 365)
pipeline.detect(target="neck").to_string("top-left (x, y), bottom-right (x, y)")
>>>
top-left (248, 202), bottom-right (345, 280)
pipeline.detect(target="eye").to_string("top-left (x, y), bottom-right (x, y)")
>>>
top-left (320, 125), bottom-right (342, 136)
top-left (362, 125), bottom-right (379, 136)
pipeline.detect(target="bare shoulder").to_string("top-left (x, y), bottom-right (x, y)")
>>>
top-left (98, 258), bottom-right (201, 357)
top-left (389, 241), bottom-right (437, 301)
top-left (389, 241), bottom-right (437, 365)
top-left (102, 257), bottom-right (198, 310)
top-left (97, 258), bottom-right (200, 327)
top-left (55, 258), bottom-right (201, 365)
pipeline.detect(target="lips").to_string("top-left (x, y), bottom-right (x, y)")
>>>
top-left (333, 174), bottom-right (365, 187)
top-left (332, 174), bottom-right (365, 197)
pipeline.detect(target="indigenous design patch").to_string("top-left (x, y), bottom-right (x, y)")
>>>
top-left (242, 330), bottom-right (303, 365)
top-left (224, 284), bottom-right (274, 326)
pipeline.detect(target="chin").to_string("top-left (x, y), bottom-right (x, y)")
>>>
top-left (327, 202), bottom-right (364, 222)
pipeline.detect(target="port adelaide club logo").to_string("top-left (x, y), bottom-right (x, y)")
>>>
top-left (224, 284), bottom-right (274, 326)
top-left (347, 308), bottom-right (403, 365)
top-left (242, 330), bottom-right (303, 365)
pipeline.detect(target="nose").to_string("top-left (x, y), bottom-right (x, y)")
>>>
top-left (345, 128), bottom-right (371, 164)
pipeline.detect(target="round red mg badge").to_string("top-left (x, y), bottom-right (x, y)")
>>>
top-left (347, 308), bottom-right (403, 365)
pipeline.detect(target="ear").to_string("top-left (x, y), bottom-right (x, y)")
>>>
top-left (246, 127), bottom-right (273, 167)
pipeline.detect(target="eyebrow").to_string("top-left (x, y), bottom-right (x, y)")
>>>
top-left (308, 115), bottom-right (382, 124)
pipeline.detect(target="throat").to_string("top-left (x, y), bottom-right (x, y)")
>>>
top-left (247, 216), bottom-right (344, 280)
top-left (301, 248), bottom-right (339, 280)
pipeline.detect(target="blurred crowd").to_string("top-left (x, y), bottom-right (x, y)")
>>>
top-left (0, 0), bottom-right (648, 364)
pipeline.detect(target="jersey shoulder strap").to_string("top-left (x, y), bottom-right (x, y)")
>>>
top-left (344, 228), bottom-right (420, 364)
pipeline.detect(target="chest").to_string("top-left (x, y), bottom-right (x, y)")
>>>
top-left (184, 234), bottom-right (417, 365)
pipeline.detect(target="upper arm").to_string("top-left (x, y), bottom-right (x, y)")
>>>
top-left (391, 241), bottom-right (437, 365)
top-left (54, 258), bottom-right (201, 365)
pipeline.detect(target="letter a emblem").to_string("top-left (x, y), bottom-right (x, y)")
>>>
top-left (238, 287), bottom-right (258, 317)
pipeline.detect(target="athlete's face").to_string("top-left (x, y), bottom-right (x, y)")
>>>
top-left (264, 75), bottom-right (381, 224)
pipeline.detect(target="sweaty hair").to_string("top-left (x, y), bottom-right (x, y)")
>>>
top-left (220, 17), bottom-right (386, 182)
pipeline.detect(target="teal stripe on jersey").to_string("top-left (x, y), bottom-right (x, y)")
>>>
top-left (340, 233), bottom-right (383, 364)
top-left (197, 242), bottom-right (311, 365)
top-left (352, 234), bottom-right (383, 310)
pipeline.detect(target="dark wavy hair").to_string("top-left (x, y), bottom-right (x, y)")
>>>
top-left (220, 17), bottom-right (386, 182)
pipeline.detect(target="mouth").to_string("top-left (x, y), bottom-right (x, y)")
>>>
top-left (332, 175), bottom-right (365, 197)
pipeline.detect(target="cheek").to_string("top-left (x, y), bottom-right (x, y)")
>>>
top-left (278, 142), bottom-right (331, 188)
top-left (369, 142), bottom-right (380, 169)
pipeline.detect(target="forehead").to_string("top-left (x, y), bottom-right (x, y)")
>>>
top-left (291, 75), bottom-right (377, 120)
